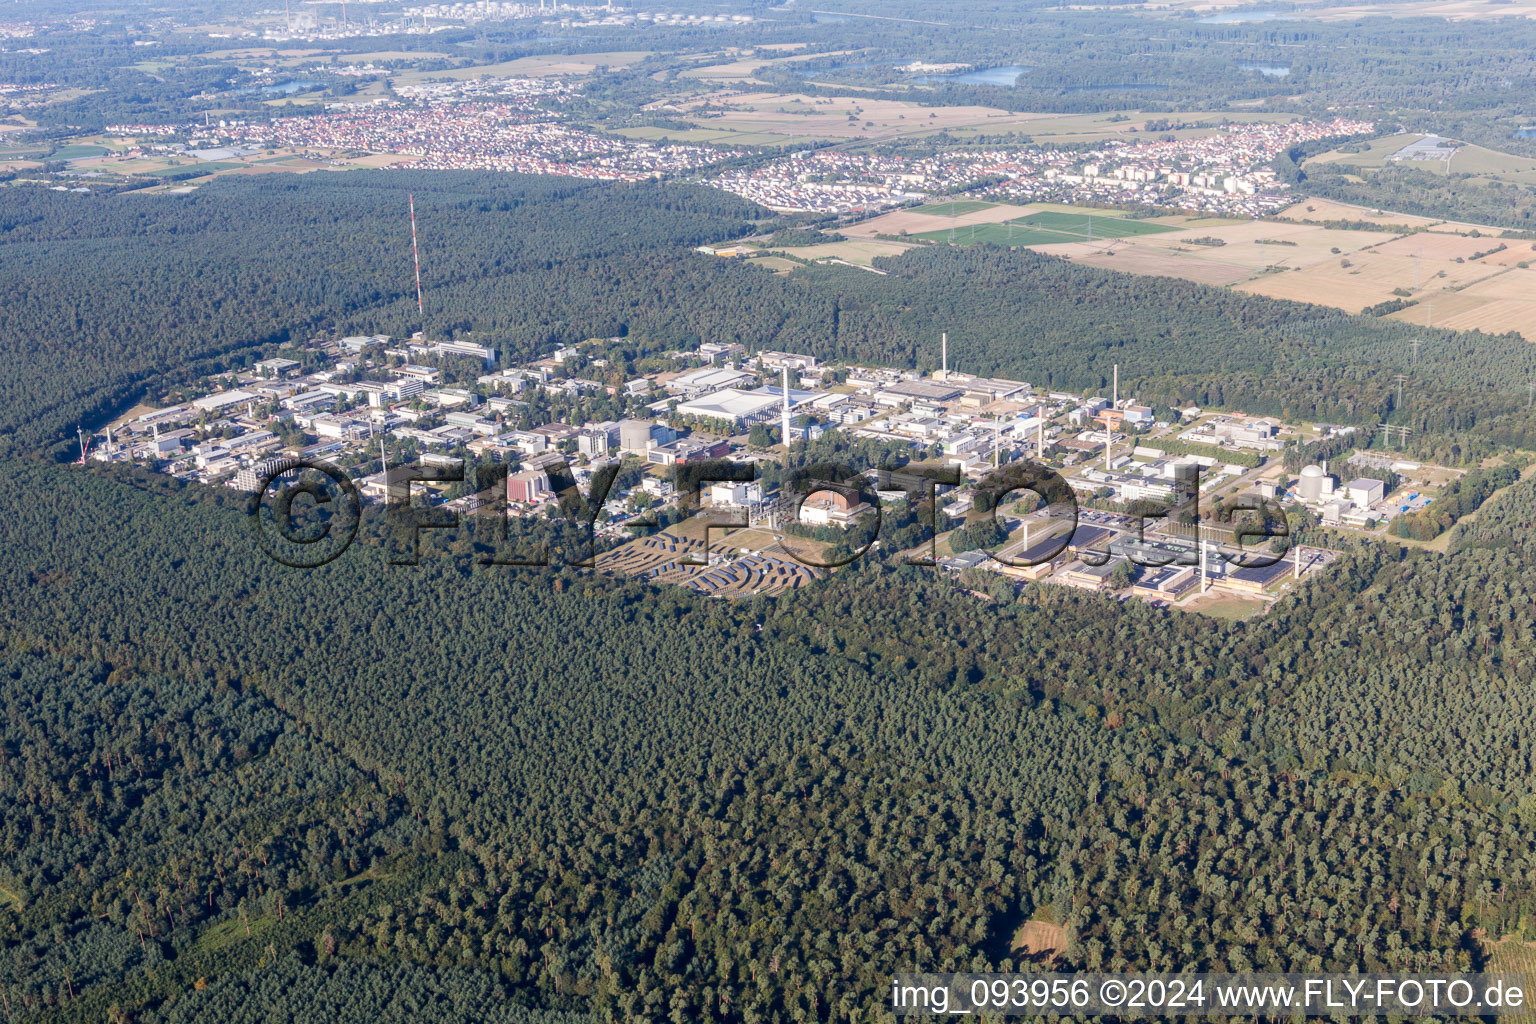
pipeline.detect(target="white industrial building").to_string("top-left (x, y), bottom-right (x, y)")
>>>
top-left (675, 387), bottom-right (812, 429)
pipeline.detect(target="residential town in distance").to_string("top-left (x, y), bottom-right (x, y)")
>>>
top-left (82, 326), bottom-right (1448, 613)
top-left (102, 86), bottom-right (1369, 214)
top-left (707, 118), bottom-right (1375, 216)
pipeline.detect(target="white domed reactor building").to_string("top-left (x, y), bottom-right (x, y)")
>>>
top-left (1294, 464), bottom-right (1336, 504)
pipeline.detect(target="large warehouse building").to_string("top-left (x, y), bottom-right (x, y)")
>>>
top-left (675, 386), bottom-right (814, 429)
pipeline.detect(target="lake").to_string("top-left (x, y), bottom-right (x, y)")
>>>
top-left (264, 79), bottom-right (323, 95)
top-left (915, 64), bottom-right (1030, 87)
top-left (1240, 63), bottom-right (1291, 77)
top-left (237, 79), bottom-right (325, 96)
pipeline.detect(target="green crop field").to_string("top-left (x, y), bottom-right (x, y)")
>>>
top-left (1016, 211), bottom-right (1177, 236)
top-left (916, 199), bottom-right (997, 215)
top-left (913, 212), bottom-right (1177, 246)
top-left (50, 144), bottom-right (111, 160)
top-left (911, 223), bottom-right (1076, 245)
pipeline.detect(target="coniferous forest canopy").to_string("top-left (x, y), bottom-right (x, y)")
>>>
top-left (6, 0), bottom-right (1536, 1011)
top-left (6, 174), bottom-right (1536, 465)
top-left (3, 165), bottom-right (1536, 1020)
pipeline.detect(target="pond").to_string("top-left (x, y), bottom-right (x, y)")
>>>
top-left (263, 79), bottom-right (324, 95)
top-left (237, 79), bottom-right (325, 96)
top-left (914, 65), bottom-right (1030, 87)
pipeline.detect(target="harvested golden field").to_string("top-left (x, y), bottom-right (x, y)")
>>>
top-left (1046, 240), bottom-right (1255, 285)
top-left (669, 92), bottom-right (1065, 144)
top-left (394, 51), bottom-right (651, 85)
top-left (1373, 232), bottom-right (1510, 261)
top-left (679, 49), bottom-right (857, 83)
top-left (765, 239), bottom-right (914, 265)
top-left (1131, 220), bottom-right (1389, 269)
top-left (842, 193), bottom-right (1536, 339)
top-left (1318, 0), bottom-right (1536, 20)
top-left (1390, 295), bottom-right (1536, 335)
top-left (1332, 249), bottom-right (1500, 291)
top-left (749, 256), bottom-right (802, 274)
top-left (1462, 267), bottom-right (1536, 299)
top-left (1276, 197), bottom-right (1446, 230)
top-left (1480, 243), bottom-right (1536, 267)
top-left (1236, 267), bottom-right (1399, 312)
top-left (348, 153), bottom-right (415, 168)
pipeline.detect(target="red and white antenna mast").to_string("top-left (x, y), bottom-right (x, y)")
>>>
top-left (409, 193), bottom-right (424, 320)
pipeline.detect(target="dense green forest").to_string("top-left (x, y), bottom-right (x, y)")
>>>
top-left (7, 173), bottom-right (1536, 466)
top-left (7, 168), bottom-right (1536, 1020)
top-left (7, 443), bottom-right (1536, 1020)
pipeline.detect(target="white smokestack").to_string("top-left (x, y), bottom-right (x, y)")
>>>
top-left (781, 365), bottom-right (791, 453)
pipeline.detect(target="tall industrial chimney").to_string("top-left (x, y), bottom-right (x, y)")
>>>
top-left (781, 365), bottom-right (791, 454)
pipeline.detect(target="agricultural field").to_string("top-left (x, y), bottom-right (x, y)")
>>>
top-left (50, 143), bottom-right (113, 160)
top-left (391, 51), bottom-right (652, 87)
top-left (1307, 133), bottom-right (1536, 191)
top-left (915, 199), bottom-right (997, 216)
top-left (1024, 210), bottom-right (1178, 237)
top-left (55, 140), bottom-right (409, 188)
top-left (1180, 590), bottom-right (1271, 620)
top-left (659, 93), bottom-right (1298, 147)
top-left (1043, 241), bottom-right (1257, 285)
top-left (844, 201), bottom-right (1042, 237)
top-left (1304, 133), bottom-right (1424, 170)
top-left (1307, 0), bottom-right (1536, 19)
top-left (1441, 142), bottom-right (1536, 183)
top-left (661, 92), bottom-right (1080, 145)
top-left (677, 48), bottom-right (858, 84)
top-left (612, 124), bottom-right (825, 146)
top-left (747, 255), bottom-right (803, 273)
top-left (1276, 197), bottom-right (1447, 230)
top-left (912, 212), bottom-right (1178, 246)
top-left (760, 238), bottom-right (915, 266)
top-left (848, 193), bottom-right (1536, 335)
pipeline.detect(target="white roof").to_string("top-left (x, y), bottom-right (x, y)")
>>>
top-left (670, 366), bottom-right (752, 390)
top-left (675, 388), bottom-right (781, 422)
top-left (191, 389), bottom-right (258, 411)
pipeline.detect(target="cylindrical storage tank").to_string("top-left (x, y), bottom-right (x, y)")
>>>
top-left (619, 419), bottom-right (654, 451)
